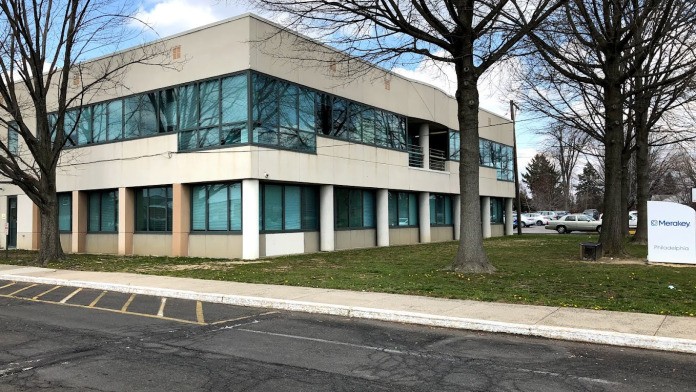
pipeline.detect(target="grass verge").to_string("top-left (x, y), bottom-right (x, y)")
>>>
top-left (3, 234), bottom-right (695, 316)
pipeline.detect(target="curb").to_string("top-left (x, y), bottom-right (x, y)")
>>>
top-left (3, 273), bottom-right (696, 354)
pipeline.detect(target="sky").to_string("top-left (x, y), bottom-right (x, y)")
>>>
top-left (130, 0), bottom-right (541, 170)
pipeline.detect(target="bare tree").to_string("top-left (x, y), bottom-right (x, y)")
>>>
top-left (246, 0), bottom-right (564, 272)
top-left (526, 0), bottom-right (692, 256)
top-left (0, 0), bottom-right (168, 264)
top-left (541, 123), bottom-right (590, 211)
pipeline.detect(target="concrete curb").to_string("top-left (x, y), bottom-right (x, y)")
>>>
top-left (3, 273), bottom-right (696, 354)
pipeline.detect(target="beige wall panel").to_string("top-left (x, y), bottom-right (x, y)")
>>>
top-left (431, 226), bottom-right (454, 242)
top-left (133, 234), bottom-right (172, 256)
top-left (491, 224), bottom-right (504, 237)
top-left (16, 195), bottom-right (35, 250)
top-left (60, 234), bottom-right (72, 253)
top-left (85, 234), bottom-right (118, 254)
top-left (304, 232), bottom-right (320, 253)
top-left (265, 232), bottom-right (305, 257)
top-left (335, 231), bottom-right (351, 250)
top-left (188, 235), bottom-right (243, 259)
top-left (258, 234), bottom-right (266, 258)
top-left (389, 228), bottom-right (419, 246)
top-left (57, 138), bottom-right (253, 191)
top-left (336, 230), bottom-right (378, 250)
top-left (57, 18), bottom-right (252, 109)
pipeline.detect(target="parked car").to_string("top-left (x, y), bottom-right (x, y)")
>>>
top-left (545, 213), bottom-right (602, 234)
top-left (628, 211), bottom-right (638, 229)
top-left (582, 209), bottom-right (601, 220)
top-left (525, 212), bottom-right (550, 226)
top-left (516, 213), bottom-right (537, 228)
top-left (554, 211), bottom-right (570, 219)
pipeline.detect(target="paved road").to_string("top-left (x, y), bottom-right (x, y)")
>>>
top-left (1, 280), bottom-right (694, 391)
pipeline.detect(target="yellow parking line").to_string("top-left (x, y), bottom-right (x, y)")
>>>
top-left (89, 291), bottom-right (107, 308)
top-left (60, 288), bottom-right (82, 303)
top-left (33, 285), bottom-right (62, 300)
top-left (7, 284), bottom-right (37, 296)
top-left (0, 282), bottom-right (16, 290)
top-left (0, 293), bottom-right (203, 325)
top-left (157, 298), bottom-right (167, 317)
top-left (196, 301), bottom-right (205, 324)
top-left (121, 294), bottom-right (136, 312)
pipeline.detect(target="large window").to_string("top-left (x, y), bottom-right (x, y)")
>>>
top-left (252, 73), bottom-right (316, 152)
top-left (58, 193), bottom-right (72, 232)
top-left (388, 191), bottom-right (418, 227)
top-left (335, 188), bottom-right (375, 229)
top-left (135, 187), bottom-right (172, 232)
top-left (88, 190), bottom-right (118, 232)
top-left (490, 197), bottom-right (504, 224)
top-left (192, 183), bottom-right (242, 231)
top-left (315, 92), bottom-right (406, 150)
top-left (448, 131), bottom-right (514, 182)
top-left (7, 122), bottom-right (18, 154)
top-left (260, 184), bottom-right (318, 231)
top-left (430, 194), bottom-right (453, 225)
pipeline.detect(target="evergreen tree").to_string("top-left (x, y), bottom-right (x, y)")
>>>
top-left (575, 163), bottom-right (604, 211)
top-left (522, 154), bottom-right (561, 210)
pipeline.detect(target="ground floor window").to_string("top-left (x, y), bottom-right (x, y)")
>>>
top-left (88, 190), bottom-right (118, 232)
top-left (135, 186), bottom-right (172, 232)
top-left (191, 183), bottom-right (242, 231)
top-left (430, 194), bottom-right (453, 225)
top-left (388, 191), bottom-right (418, 227)
top-left (490, 197), bottom-right (504, 224)
top-left (335, 188), bottom-right (375, 229)
top-left (260, 183), bottom-right (318, 231)
top-left (58, 193), bottom-right (72, 232)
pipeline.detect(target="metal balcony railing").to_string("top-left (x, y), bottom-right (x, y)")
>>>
top-left (429, 148), bottom-right (446, 171)
top-left (407, 144), bottom-right (423, 168)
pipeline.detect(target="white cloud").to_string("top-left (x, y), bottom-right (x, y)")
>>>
top-left (133, 0), bottom-right (256, 38)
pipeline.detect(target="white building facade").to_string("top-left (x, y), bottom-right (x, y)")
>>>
top-left (0, 15), bottom-right (515, 259)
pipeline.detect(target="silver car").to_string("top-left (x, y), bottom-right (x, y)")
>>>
top-left (545, 214), bottom-right (602, 234)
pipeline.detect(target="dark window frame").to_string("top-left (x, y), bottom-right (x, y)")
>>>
top-left (334, 187), bottom-right (376, 230)
top-left (190, 182), bottom-right (243, 233)
top-left (87, 189), bottom-right (119, 233)
top-left (259, 183), bottom-right (319, 233)
top-left (135, 186), bottom-right (173, 233)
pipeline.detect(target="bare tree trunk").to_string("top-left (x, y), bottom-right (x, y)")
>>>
top-left (620, 151), bottom-right (630, 237)
top-left (599, 59), bottom-right (627, 256)
top-left (451, 62), bottom-right (493, 273)
top-left (36, 174), bottom-right (64, 266)
top-left (633, 117), bottom-right (650, 244)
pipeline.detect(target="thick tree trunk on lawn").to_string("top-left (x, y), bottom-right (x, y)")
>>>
top-left (450, 59), bottom-right (494, 273)
top-left (632, 91), bottom-right (650, 244)
top-left (599, 62), bottom-right (627, 256)
top-left (36, 174), bottom-right (64, 266)
top-left (620, 151), bottom-right (630, 237)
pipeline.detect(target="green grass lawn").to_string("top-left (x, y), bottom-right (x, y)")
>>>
top-left (4, 234), bottom-right (695, 316)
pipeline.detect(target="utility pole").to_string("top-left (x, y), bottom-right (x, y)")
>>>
top-left (511, 100), bottom-right (522, 235)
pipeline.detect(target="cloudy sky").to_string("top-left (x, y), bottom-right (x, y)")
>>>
top-left (131, 0), bottom-right (540, 169)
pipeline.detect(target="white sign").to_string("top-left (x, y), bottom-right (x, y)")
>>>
top-left (692, 188), bottom-right (696, 203)
top-left (648, 201), bottom-right (696, 264)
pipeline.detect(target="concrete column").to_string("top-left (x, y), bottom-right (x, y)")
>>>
top-left (376, 189), bottom-right (389, 247)
top-left (71, 191), bottom-right (88, 253)
top-left (31, 203), bottom-right (40, 250)
top-left (453, 195), bottom-right (461, 240)
top-left (504, 198), bottom-right (514, 236)
top-left (320, 185), bottom-right (334, 251)
top-left (419, 123), bottom-right (430, 169)
top-left (242, 179), bottom-right (260, 260)
top-left (172, 184), bottom-right (190, 257)
top-left (418, 192), bottom-right (431, 243)
top-left (481, 196), bottom-right (491, 239)
top-left (118, 187), bottom-right (134, 255)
